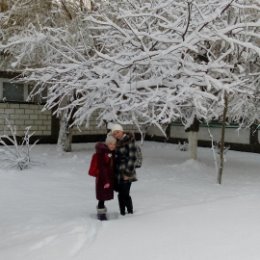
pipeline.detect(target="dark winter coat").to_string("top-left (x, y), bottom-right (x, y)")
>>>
top-left (95, 143), bottom-right (114, 201)
top-left (115, 133), bottom-right (137, 183)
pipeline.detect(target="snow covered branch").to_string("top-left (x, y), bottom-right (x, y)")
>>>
top-left (1, 0), bottom-right (259, 133)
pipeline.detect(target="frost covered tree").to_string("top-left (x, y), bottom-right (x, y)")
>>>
top-left (203, 1), bottom-right (260, 183)
top-left (82, 1), bottom-right (259, 120)
top-left (1, 0), bottom-right (259, 160)
top-left (0, 0), bottom-right (93, 152)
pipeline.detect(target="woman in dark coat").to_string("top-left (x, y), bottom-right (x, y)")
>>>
top-left (111, 124), bottom-right (137, 216)
top-left (89, 135), bottom-right (116, 220)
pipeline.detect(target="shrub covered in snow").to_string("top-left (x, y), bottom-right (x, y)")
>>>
top-left (0, 120), bottom-right (38, 170)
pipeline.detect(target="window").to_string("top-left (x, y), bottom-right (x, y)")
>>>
top-left (2, 82), bottom-right (25, 102)
top-left (27, 84), bottom-right (47, 104)
top-left (0, 78), bottom-right (45, 104)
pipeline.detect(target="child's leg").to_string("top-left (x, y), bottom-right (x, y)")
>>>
top-left (97, 200), bottom-right (107, 221)
top-left (97, 200), bottom-right (105, 209)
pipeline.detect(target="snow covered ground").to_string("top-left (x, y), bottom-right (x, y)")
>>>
top-left (1, 141), bottom-right (260, 260)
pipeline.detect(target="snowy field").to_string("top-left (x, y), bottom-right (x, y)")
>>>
top-left (1, 141), bottom-right (260, 260)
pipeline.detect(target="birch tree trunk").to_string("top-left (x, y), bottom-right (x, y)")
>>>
top-left (188, 131), bottom-right (198, 160)
top-left (185, 117), bottom-right (200, 160)
top-left (218, 91), bottom-right (228, 184)
top-left (57, 110), bottom-right (73, 153)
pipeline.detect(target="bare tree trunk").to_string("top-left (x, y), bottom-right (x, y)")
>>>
top-left (250, 122), bottom-right (259, 146)
top-left (188, 131), bottom-right (198, 160)
top-left (185, 117), bottom-right (200, 160)
top-left (218, 91), bottom-right (228, 184)
top-left (64, 127), bottom-right (73, 152)
top-left (57, 110), bottom-right (73, 153)
top-left (165, 123), bottom-right (171, 140)
top-left (56, 93), bottom-right (77, 153)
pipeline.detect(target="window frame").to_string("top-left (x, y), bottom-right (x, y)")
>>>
top-left (0, 77), bottom-right (29, 103)
top-left (2, 81), bottom-right (28, 102)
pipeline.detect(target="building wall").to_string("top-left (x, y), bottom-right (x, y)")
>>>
top-left (0, 103), bottom-right (52, 136)
top-left (146, 123), bottom-right (260, 152)
top-left (168, 125), bottom-right (250, 144)
top-left (0, 98), bottom-right (259, 151)
top-left (0, 102), bottom-right (133, 140)
top-left (0, 76), bottom-right (53, 137)
top-left (0, 74), bottom-right (258, 148)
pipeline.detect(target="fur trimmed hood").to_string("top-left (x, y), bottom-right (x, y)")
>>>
top-left (95, 142), bottom-right (110, 154)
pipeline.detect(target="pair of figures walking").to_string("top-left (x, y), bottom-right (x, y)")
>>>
top-left (88, 124), bottom-right (138, 220)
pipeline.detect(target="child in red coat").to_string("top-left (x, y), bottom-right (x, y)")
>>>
top-left (89, 135), bottom-right (116, 220)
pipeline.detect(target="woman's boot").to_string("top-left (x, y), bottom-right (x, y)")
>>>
top-left (118, 194), bottom-right (126, 215)
top-left (126, 196), bottom-right (133, 214)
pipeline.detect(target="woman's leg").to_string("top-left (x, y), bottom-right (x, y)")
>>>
top-left (118, 182), bottom-right (132, 215)
top-left (124, 183), bottom-right (133, 213)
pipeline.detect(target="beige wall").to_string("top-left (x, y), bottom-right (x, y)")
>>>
top-left (0, 103), bottom-right (52, 136)
top-left (0, 101), bottom-right (137, 138)
top-left (0, 99), bottom-right (256, 144)
top-left (147, 124), bottom-right (255, 145)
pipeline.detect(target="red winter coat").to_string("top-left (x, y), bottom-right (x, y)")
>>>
top-left (90, 143), bottom-right (114, 201)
